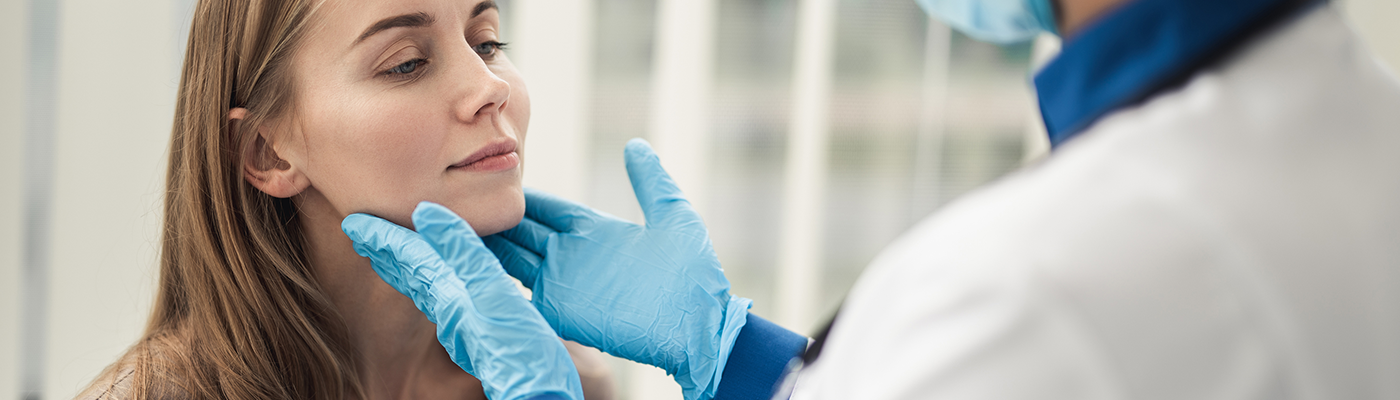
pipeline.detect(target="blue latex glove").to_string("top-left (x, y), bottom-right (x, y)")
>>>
top-left (342, 202), bottom-right (584, 400)
top-left (483, 138), bottom-right (751, 400)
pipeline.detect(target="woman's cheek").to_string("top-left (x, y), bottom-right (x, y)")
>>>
top-left (319, 128), bottom-right (438, 227)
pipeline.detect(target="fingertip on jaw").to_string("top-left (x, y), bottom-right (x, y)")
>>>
top-left (340, 213), bottom-right (375, 239)
top-left (411, 201), bottom-right (476, 237)
top-left (413, 201), bottom-right (448, 216)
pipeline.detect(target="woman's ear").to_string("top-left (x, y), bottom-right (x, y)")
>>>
top-left (231, 108), bottom-right (310, 198)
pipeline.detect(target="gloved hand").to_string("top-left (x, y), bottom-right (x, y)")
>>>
top-left (342, 202), bottom-right (584, 400)
top-left (483, 138), bottom-right (751, 400)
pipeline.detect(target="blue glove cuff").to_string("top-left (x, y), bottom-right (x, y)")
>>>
top-left (686, 296), bottom-right (752, 400)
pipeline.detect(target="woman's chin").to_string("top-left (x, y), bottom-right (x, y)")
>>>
top-left (467, 209), bottom-right (523, 236)
top-left (444, 190), bottom-right (525, 236)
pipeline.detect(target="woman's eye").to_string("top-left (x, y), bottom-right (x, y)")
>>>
top-left (473, 41), bottom-right (508, 58)
top-left (386, 58), bottom-right (427, 76)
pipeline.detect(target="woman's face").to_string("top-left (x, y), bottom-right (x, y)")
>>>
top-left (278, 0), bottom-right (527, 234)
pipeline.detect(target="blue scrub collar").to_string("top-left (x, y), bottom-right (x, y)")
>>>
top-left (1033, 0), bottom-right (1327, 148)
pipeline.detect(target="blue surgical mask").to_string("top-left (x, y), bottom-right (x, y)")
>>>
top-left (915, 0), bottom-right (1059, 44)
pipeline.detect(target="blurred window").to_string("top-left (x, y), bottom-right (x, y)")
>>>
top-left (583, 0), bottom-right (1037, 332)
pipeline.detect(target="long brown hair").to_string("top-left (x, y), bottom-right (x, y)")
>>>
top-left (88, 0), bottom-right (365, 398)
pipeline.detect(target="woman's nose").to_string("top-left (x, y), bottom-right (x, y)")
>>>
top-left (453, 57), bottom-right (511, 124)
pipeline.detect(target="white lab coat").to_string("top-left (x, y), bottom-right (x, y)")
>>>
top-left (792, 6), bottom-right (1400, 400)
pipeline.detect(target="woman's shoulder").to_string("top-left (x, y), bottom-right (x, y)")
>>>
top-left (74, 336), bottom-right (190, 400)
top-left (75, 365), bottom-right (137, 400)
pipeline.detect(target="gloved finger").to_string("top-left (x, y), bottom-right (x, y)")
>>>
top-left (341, 213), bottom-right (450, 315)
top-left (523, 187), bottom-right (596, 232)
top-left (482, 234), bottom-right (544, 290)
top-left (409, 202), bottom-right (582, 400)
top-left (624, 138), bottom-right (700, 228)
top-left (496, 216), bottom-right (555, 255)
top-left (411, 202), bottom-right (522, 302)
top-left (341, 214), bottom-right (444, 290)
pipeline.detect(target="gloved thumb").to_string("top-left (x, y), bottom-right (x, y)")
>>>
top-left (624, 138), bottom-right (700, 229)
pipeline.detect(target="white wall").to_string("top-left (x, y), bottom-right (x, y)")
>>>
top-left (40, 0), bottom-right (176, 396)
top-left (1, 0), bottom-right (29, 398)
top-left (511, 0), bottom-right (595, 202)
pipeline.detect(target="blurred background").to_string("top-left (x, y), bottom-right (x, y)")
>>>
top-left (2, 0), bottom-right (1398, 399)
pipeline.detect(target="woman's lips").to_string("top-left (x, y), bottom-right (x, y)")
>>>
top-left (458, 151), bottom-right (519, 172)
top-left (451, 139), bottom-right (519, 172)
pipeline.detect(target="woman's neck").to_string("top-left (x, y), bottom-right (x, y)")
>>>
top-left (295, 189), bottom-right (484, 399)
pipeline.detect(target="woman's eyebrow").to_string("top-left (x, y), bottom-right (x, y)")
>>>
top-left (356, 12), bottom-right (436, 44)
top-left (471, 1), bottom-right (497, 18)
